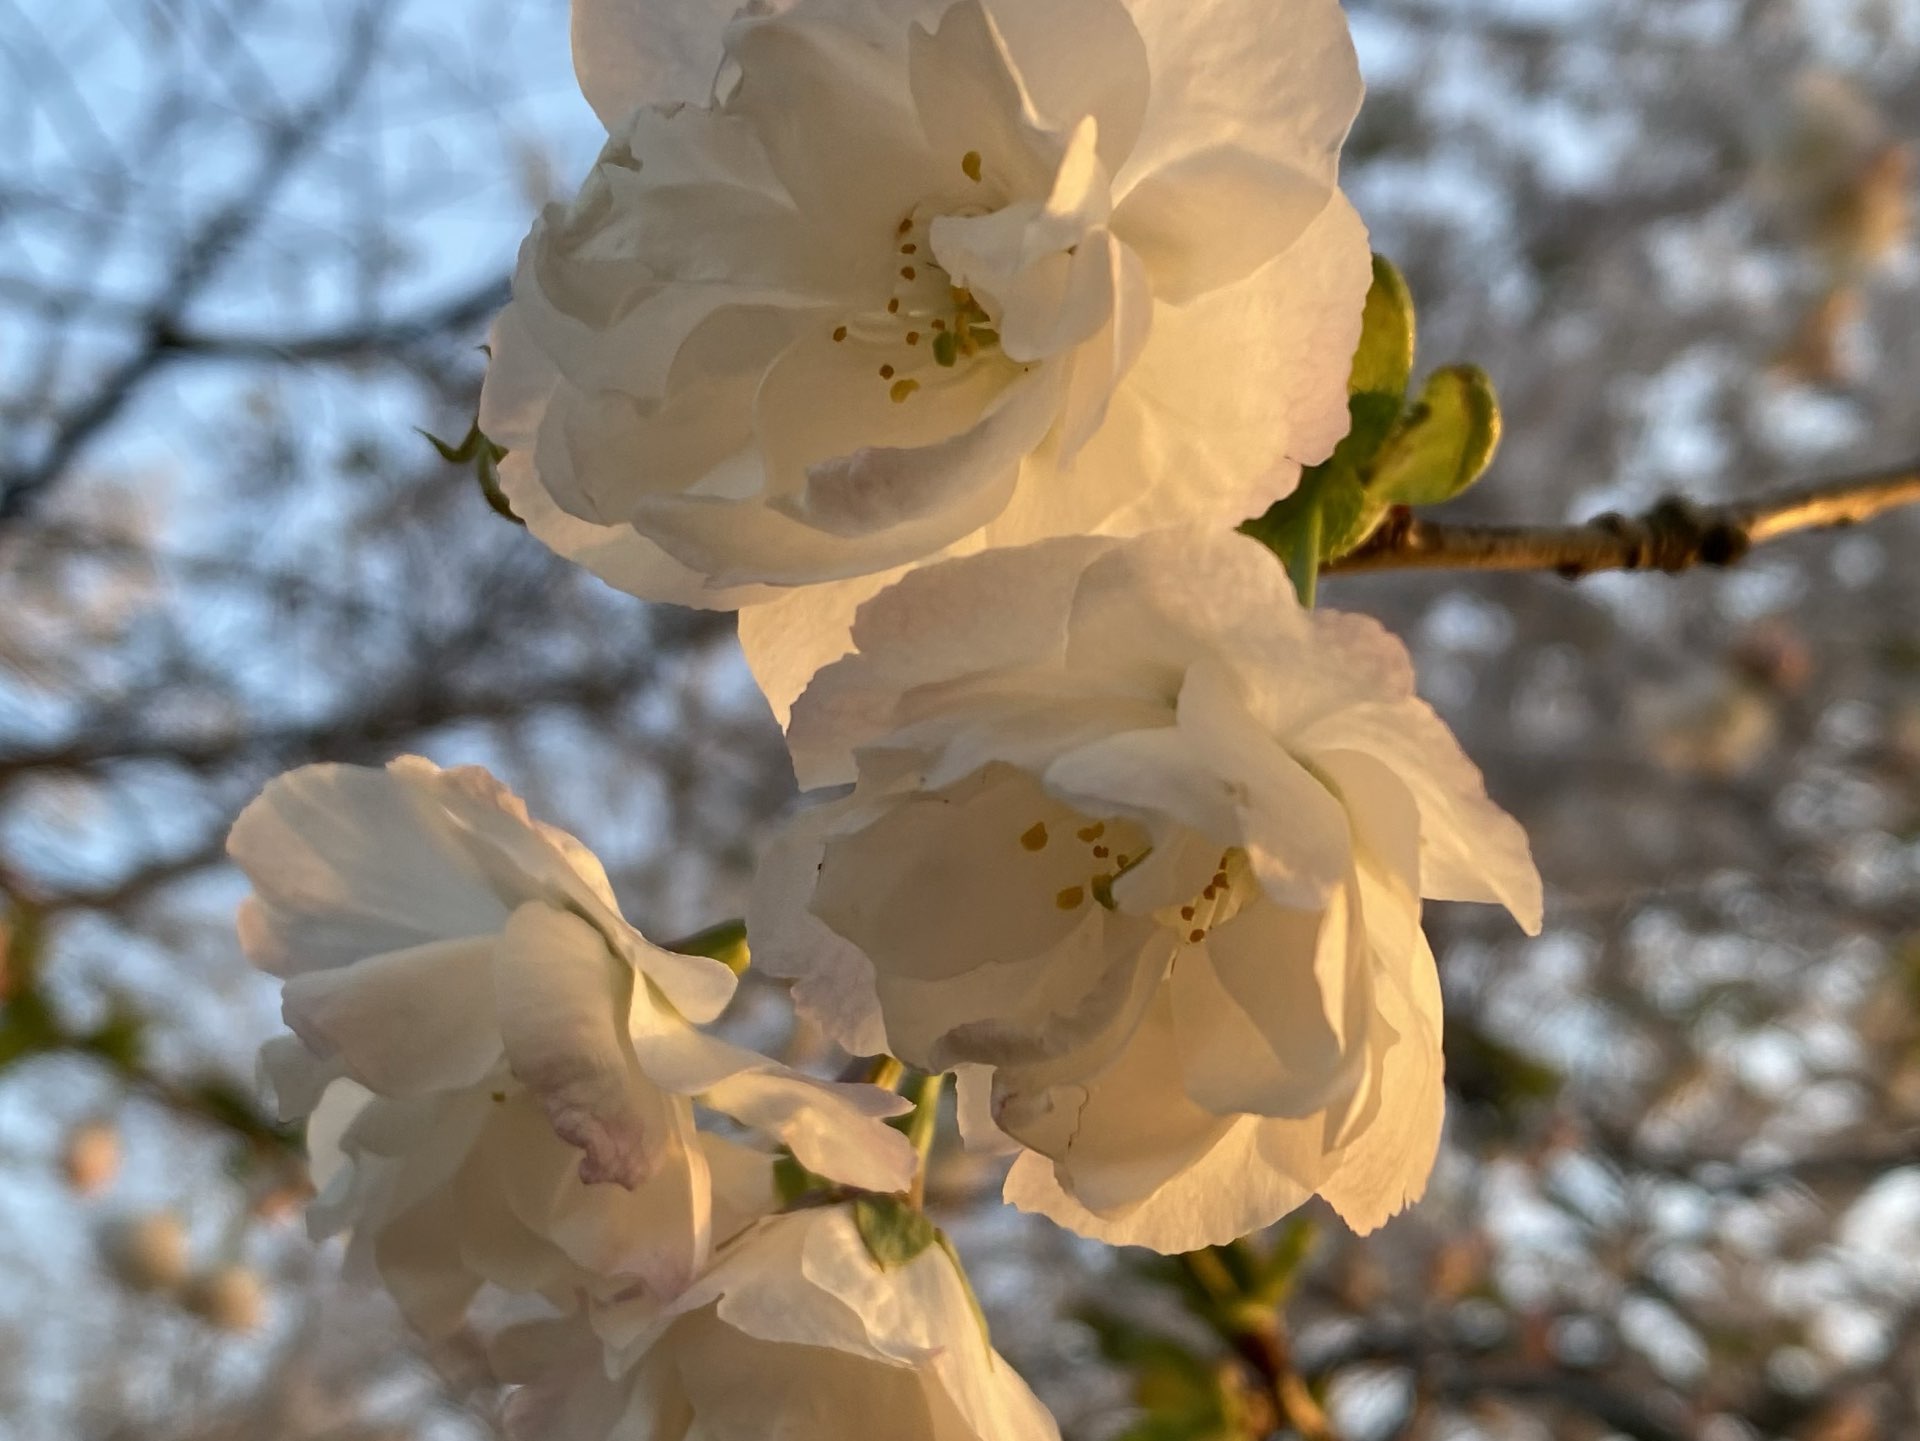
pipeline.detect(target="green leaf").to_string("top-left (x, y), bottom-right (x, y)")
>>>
top-left (852, 1194), bottom-right (939, 1270)
top-left (1239, 459), bottom-right (1381, 605)
top-left (1366, 364), bottom-right (1502, 508)
top-left (1350, 254), bottom-right (1416, 397)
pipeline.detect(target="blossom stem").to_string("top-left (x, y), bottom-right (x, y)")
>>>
top-left (1178, 1250), bottom-right (1342, 1441)
top-left (1325, 458), bottom-right (1920, 580)
top-left (907, 1072), bottom-right (945, 1209)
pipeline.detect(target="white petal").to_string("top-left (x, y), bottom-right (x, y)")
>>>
top-left (1084, 197), bottom-right (1374, 530)
top-left (702, 1068), bottom-right (917, 1194)
top-left (738, 568), bottom-right (899, 733)
top-left (1115, 0), bottom-right (1361, 198)
top-left (1170, 895), bottom-right (1368, 1121)
top-left (1297, 701), bottom-right (1543, 932)
top-left (982, 0), bottom-right (1149, 171)
top-left (1175, 656), bottom-right (1354, 908)
top-left (228, 763), bottom-right (513, 975)
top-left (571, 0), bottom-right (742, 125)
top-left (1318, 931), bottom-right (1446, 1233)
top-left (782, 536), bottom-right (1115, 785)
top-left (280, 937), bottom-right (501, 1098)
top-left (1111, 147), bottom-right (1330, 303)
top-left (746, 800), bottom-right (893, 1056)
top-left (495, 902), bottom-right (668, 1188)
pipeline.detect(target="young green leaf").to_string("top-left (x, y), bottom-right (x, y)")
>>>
top-left (1366, 364), bottom-right (1502, 508)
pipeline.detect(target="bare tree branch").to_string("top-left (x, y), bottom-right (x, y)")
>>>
top-left (1327, 459), bottom-right (1920, 579)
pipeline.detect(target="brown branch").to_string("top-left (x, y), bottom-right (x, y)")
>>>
top-left (1327, 460), bottom-right (1920, 579)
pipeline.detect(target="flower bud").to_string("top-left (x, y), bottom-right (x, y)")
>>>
top-left (61, 1119), bottom-right (120, 1197)
top-left (183, 1264), bottom-right (267, 1333)
top-left (107, 1212), bottom-right (190, 1293)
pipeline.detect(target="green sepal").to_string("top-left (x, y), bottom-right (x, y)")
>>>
top-left (1344, 253), bottom-right (1416, 461)
top-left (420, 420), bottom-right (521, 526)
top-left (1366, 363), bottom-right (1502, 508)
top-left (934, 1231), bottom-right (995, 1354)
top-left (852, 1193), bottom-right (940, 1270)
top-left (667, 919), bottom-right (749, 975)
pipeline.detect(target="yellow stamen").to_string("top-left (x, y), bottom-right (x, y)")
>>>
top-left (1056, 885), bottom-right (1085, 911)
top-left (889, 378), bottom-right (920, 403)
top-left (961, 150), bottom-right (983, 182)
top-left (1020, 822), bottom-right (1049, 852)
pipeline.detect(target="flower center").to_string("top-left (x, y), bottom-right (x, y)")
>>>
top-left (828, 155), bottom-right (1005, 404)
top-left (1159, 848), bottom-right (1257, 947)
top-left (1022, 815), bottom-right (1152, 914)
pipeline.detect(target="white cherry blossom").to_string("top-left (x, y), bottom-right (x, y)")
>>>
top-left (499, 1204), bottom-right (1058, 1441)
top-left (229, 757), bottom-right (914, 1335)
top-left (482, 0), bottom-right (1371, 719)
top-left (750, 532), bottom-right (1543, 1251)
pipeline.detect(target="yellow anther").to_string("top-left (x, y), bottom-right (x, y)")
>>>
top-left (962, 150), bottom-right (983, 182)
top-left (1187, 928), bottom-right (1206, 944)
top-left (1092, 845), bottom-right (1109, 859)
top-left (1055, 885), bottom-right (1085, 911)
top-left (832, 325), bottom-right (848, 342)
top-left (879, 364), bottom-right (896, 379)
top-left (901, 265), bottom-right (917, 280)
top-left (887, 298), bottom-right (901, 314)
top-left (1020, 822), bottom-right (1049, 852)
top-left (901, 243), bottom-right (918, 255)
top-left (890, 378), bottom-right (920, 403)
top-left (1076, 822), bottom-right (1105, 843)
top-left (906, 331), bottom-right (921, 345)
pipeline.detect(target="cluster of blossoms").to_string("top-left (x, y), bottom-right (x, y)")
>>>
top-left (229, 0), bottom-right (1543, 1432)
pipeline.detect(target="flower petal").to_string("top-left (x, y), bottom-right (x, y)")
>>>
top-left (494, 902), bottom-right (667, 1188)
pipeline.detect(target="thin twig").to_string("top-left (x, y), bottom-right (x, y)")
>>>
top-left (1327, 459), bottom-right (1920, 579)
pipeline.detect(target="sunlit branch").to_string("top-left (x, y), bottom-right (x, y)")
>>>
top-left (1327, 459), bottom-right (1920, 579)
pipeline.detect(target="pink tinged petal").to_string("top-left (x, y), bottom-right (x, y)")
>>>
top-left (982, 0), bottom-right (1149, 170)
top-left (227, 763), bottom-right (514, 976)
top-left (1111, 147), bottom-right (1332, 303)
top-left (1294, 700), bottom-right (1543, 933)
top-left (482, 1090), bottom-right (713, 1298)
top-left (1175, 656), bottom-right (1354, 908)
top-left (765, 345), bottom-right (1062, 543)
top-left (494, 902), bottom-right (662, 1188)
top-left (1115, 0), bottom-right (1362, 196)
top-left (571, 0), bottom-right (745, 125)
top-left (630, 360), bottom-right (1058, 590)
top-left (1171, 891), bottom-right (1371, 1121)
top-left (279, 937), bottom-right (502, 1098)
